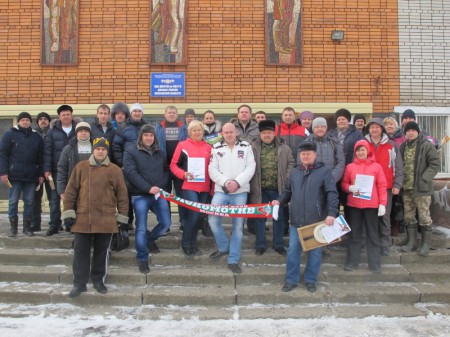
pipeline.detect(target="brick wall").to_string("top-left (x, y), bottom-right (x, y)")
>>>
top-left (0, 0), bottom-right (399, 112)
top-left (398, 0), bottom-right (450, 106)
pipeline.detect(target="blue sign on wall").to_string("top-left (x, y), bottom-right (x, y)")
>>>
top-left (151, 72), bottom-right (185, 97)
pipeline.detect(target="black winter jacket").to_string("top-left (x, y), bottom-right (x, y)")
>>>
top-left (112, 119), bottom-right (148, 167)
top-left (0, 126), bottom-right (44, 182)
top-left (44, 120), bottom-right (78, 174)
top-left (89, 119), bottom-right (115, 156)
top-left (278, 161), bottom-right (339, 228)
top-left (328, 124), bottom-right (364, 165)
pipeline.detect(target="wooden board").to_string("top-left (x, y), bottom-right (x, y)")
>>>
top-left (297, 221), bottom-right (342, 252)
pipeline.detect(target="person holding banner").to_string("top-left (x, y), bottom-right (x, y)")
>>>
top-left (208, 123), bottom-right (256, 274)
top-left (272, 141), bottom-right (339, 293)
top-left (170, 120), bottom-right (212, 257)
top-left (341, 140), bottom-right (387, 274)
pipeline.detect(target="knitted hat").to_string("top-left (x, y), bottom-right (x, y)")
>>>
top-left (57, 105), bottom-right (73, 114)
top-left (111, 102), bottom-right (131, 120)
top-left (258, 119), bottom-right (276, 132)
top-left (298, 141), bottom-right (317, 152)
top-left (299, 110), bottom-right (314, 121)
top-left (334, 108), bottom-right (351, 122)
top-left (92, 137), bottom-right (110, 150)
top-left (312, 117), bottom-right (327, 129)
top-left (18, 112), bottom-right (32, 123)
top-left (75, 122), bottom-right (91, 133)
top-left (353, 114), bottom-right (366, 123)
top-left (185, 108), bottom-right (196, 117)
top-left (402, 109), bottom-right (416, 121)
top-left (37, 112), bottom-right (51, 122)
top-left (129, 103), bottom-right (144, 113)
top-left (404, 121), bottom-right (421, 134)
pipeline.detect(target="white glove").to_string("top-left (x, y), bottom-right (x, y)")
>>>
top-left (378, 205), bottom-right (386, 217)
top-left (349, 185), bottom-right (359, 194)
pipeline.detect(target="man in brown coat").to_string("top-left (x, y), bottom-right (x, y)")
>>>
top-left (62, 137), bottom-right (129, 298)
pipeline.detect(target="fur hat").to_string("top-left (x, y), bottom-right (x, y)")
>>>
top-left (92, 137), bottom-right (110, 150)
top-left (57, 105), bottom-right (73, 115)
top-left (258, 119), bottom-right (276, 132)
top-left (75, 122), bottom-right (91, 133)
top-left (37, 112), bottom-right (51, 122)
top-left (111, 102), bottom-right (130, 120)
top-left (334, 108), bottom-right (351, 122)
top-left (18, 112), bottom-right (32, 123)
top-left (299, 110), bottom-right (314, 121)
top-left (312, 117), bottom-right (327, 129)
top-left (298, 141), bottom-right (317, 152)
top-left (402, 109), bottom-right (416, 121)
top-left (404, 121), bottom-right (421, 134)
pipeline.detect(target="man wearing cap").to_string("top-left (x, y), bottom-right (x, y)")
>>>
top-left (44, 104), bottom-right (78, 236)
top-left (208, 123), bottom-right (256, 274)
top-left (298, 110), bottom-right (314, 135)
top-left (89, 104), bottom-right (115, 157)
top-left (0, 112), bottom-right (44, 237)
top-left (272, 141), bottom-right (339, 293)
top-left (306, 117), bottom-right (345, 184)
top-left (249, 120), bottom-right (295, 256)
top-left (123, 124), bottom-right (171, 273)
top-left (31, 112), bottom-right (52, 232)
top-left (232, 104), bottom-right (260, 143)
top-left (400, 122), bottom-right (439, 257)
top-left (353, 114), bottom-right (366, 133)
top-left (62, 137), bottom-right (128, 298)
top-left (184, 108), bottom-right (196, 126)
top-left (57, 122), bottom-right (93, 232)
top-left (364, 118), bottom-right (403, 256)
top-left (111, 102), bottom-right (130, 130)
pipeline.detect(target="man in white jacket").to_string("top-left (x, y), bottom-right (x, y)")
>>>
top-left (208, 123), bottom-right (256, 274)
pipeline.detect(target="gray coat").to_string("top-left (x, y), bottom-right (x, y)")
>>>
top-left (306, 133), bottom-right (345, 183)
top-left (231, 118), bottom-right (260, 143)
top-left (249, 137), bottom-right (295, 203)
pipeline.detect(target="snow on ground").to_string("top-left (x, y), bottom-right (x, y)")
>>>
top-left (1, 313), bottom-right (450, 337)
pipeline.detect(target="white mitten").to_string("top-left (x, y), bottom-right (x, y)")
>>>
top-left (378, 205), bottom-right (386, 217)
top-left (349, 185), bottom-right (359, 194)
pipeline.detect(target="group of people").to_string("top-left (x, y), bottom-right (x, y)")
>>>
top-left (0, 103), bottom-right (440, 297)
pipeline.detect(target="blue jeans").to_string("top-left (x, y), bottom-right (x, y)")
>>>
top-left (181, 189), bottom-right (209, 249)
top-left (208, 192), bottom-right (247, 264)
top-left (132, 195), bottom-right (171, 262)
top-left (48, 172), bottom-right (62, 228)
top-left (8, 181), bottom-right (35, 219)
top-left (285, 225), bottom-right (322, 285)
top-left (255, 189), bottom-right (286, 250)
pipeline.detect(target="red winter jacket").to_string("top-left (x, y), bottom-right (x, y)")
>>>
top-left (275, 121), bottom-right (306, 158)
top-left (170, 138), bottom-right (212, 193)
top-left (341, 140), bottom-right (388, 209)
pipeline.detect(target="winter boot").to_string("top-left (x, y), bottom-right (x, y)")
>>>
top-left (8, 216), bottom-right (18, 237)
top-left (418, 226), bottom-right (432, 257)
top-left (401, 224), bottom-right (417, 252)
top-left (201, 217), bottom-right (214, 237)
top-left (23, 217), bottom-right (34, 237)
top-left (30, 223), bottom-right (41, 232)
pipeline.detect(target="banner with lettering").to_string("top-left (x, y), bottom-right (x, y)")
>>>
top-left (157, 190), bottom-right (278, 219)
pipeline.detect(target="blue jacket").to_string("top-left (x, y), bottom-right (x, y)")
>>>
top-left (112, 119), bottom-right (148, 167)
top-left (155, 120), bottom-right (188, 160)
top-left (43, 120), bottom-right (78, 174)
top-left (123, 143), bottom-right (168, 196)
top-left (0, 126), bottom-right (44, 182)
top-left (278, 161), bottom-right (339, 228)
top-left (328, 124), bottom-right (364, 165)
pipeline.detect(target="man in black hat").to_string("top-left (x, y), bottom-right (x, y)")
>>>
top-left (272, 141), bottom-right (339, 293)
top-left (353, 114), bottom-right (366, 133)
top-left (249, 120), bottom-right (295, 256)
top-left (0, 112), bottom-right (44, 237)
top-left (184, 108), bottom-right (196, 126)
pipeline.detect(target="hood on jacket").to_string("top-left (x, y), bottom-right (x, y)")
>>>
top-left (353, 139), bottom-right (374, 162)
top-left (111, 102), bottom-right (131, 120)
top-left (365, 117), bottom-right (387, 136)
top-left (137, 124), bottom-right (160, 152)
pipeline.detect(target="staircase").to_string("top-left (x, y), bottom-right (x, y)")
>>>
top-left (0, 213), bottom-right (450, 320)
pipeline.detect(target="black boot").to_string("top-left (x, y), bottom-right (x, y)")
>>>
top-left (201, 217), bottom-right (214, 237)
top-left (418, 226), bottom-right (432, 257)
top-left (8, 216), bottom-right (18, 237)
top-left (30, 222), bottom-right (41, 232)
top-left (46, 226), bottom-right (59, 236)
top-left (23, 217), bottom-right (34, 237)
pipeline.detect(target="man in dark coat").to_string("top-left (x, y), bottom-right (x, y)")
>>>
top-left (44, 105), bottom-right (78, 236)
top-left (0, 112), bottom-right (44, 237)
top-left (273, 141), bottom-right (339, 293)
top-left (89, 104), bottom-right (115, 157)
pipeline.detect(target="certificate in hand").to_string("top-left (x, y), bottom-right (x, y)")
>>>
top-left (187, 157), bottom-right (205, 182)
top-left (353, 174), bottom-right (374, 200)
top-left (320, 215), bottom-right (351, 244)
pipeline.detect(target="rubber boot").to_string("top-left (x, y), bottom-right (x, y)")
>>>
top-left (8, 216), bottom-right (18, 237)
top-left (401, 224), bottom-right (417, 252)
top-left (23, 217), bottom-right (34, 237)
top-left (418, 226), bottom-right (432, 257)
